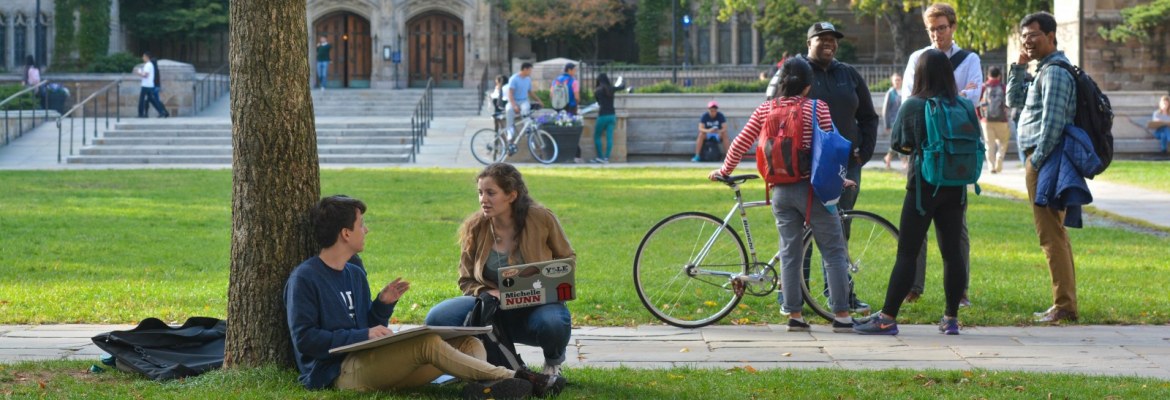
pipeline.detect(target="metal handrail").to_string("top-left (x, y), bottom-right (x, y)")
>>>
top-left (409, 78), bottom-right (435, 163)
top-left (193, 63), bottom-right (230, 115)
top-left (56, 78), bottom-right (129, 163)
top-left (476, 67), bottom-right (489, 116)
top-left (1, 80), bottom-right (52, 146)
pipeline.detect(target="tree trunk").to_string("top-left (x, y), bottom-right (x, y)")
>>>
top-left (881, 4), bottom-right (926, 66)
top-left (225, 0), bottom-right (320, 368)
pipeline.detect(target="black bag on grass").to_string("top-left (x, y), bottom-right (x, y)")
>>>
top-left (92, 317), bottom-right (226, 381)
top-left (463, 292), bottom-right (525, 370)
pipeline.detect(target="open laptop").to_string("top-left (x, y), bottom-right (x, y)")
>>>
top-left (497, 258), bottom-right (576, 310)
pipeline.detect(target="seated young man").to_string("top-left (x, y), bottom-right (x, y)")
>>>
top-left (693, 101), bottom-right (729, 162)
top-left (284, 195), bottom-right (565, 398)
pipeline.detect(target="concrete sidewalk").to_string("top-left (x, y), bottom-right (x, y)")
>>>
top-left (2, 323), bottom-right (1168, 379)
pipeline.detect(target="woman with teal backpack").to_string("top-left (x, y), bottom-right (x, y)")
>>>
top-left (853, 49), bottom-right (981, 336)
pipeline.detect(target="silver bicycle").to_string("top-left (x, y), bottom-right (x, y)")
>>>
top-left (470, 106), bottom-right (558, 165)
top-left (633, 174), bottom-right (900, 328)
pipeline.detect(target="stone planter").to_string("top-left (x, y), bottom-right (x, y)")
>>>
top-left (542, 124), bottom-right (583, 163)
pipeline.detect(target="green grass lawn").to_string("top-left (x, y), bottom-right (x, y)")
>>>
top-left (1, 168), bottom-right (1168, 327)
top-left (3, 361), bottom-right (1168, 399)
top-left (1095, 160), bottom-right (1170, 193)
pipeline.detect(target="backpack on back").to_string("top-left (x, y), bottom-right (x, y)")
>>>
top-left (980, 83), bottom-right (1008, 122)
top-left (551, 77), bottom-right (571, 111)
top-left (918, 96), bottom-right (984, 213)
top-left (1050, 61), bottom-right (1114, 175)
top-left (756, 98), bottom-right (810, 185)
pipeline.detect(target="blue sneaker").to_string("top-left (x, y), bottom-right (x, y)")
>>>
top-left (853, 314), bottom-right (898, 335)
top-left (691, 155), bottom-right (701, 162)
top-left (938, 316), bottom-right (960, 335)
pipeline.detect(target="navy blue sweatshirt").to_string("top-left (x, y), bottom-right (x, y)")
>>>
top-left (284, 256), bottom-right (395, 389)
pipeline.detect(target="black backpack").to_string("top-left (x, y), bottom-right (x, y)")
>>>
top-left (700, 136), bottom-right (723, 162)
top-left (92, 317), bottom-right (226, 381)
top-left (1049, 61), bottom-right (1114, 175)
top-left (463, 292), bottom-right (525, 370)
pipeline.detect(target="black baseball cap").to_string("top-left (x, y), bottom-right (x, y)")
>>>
top-left (807, 22), bottom-right (845, 39)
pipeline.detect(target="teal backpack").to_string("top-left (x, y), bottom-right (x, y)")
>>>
top-left (917, 96), bottom-right (984, 214)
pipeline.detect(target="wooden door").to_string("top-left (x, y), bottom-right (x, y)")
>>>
top-left (314, 12), bottom-right (371, 88)
top-left (407, 12), bottom-right (464, 88)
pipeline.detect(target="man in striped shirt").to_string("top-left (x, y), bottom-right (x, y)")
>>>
top-left (1005, 11), bottom-right (1079, 324)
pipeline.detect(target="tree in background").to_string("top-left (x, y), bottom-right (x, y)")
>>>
top-left (225, 0), bottom-right (321, 368)
top-left (636, 0), bottom-right (670, 64)
top-left (121, 0), bottom-right (229, 62)
top-left (1098, 0), bottom-right (1170, 43)
top-left (501, 0), bottom-right (626, 60)
top-left (703, 0), bottom-right (827, 63)
top-left (53, 0), bottom-right (112, 69)
top-left (851, 0), bottom-right (1051, 64)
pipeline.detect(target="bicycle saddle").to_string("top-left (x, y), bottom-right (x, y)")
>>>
top-left (715, 174), bottom-right (759, 185)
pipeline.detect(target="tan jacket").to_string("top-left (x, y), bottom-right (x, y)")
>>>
top-left (458, 205), bottom-right (575, 296)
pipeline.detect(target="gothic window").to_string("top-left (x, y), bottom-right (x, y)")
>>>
top-left (737, 14), bottom-right (752, 64)
top-left (13, 13), bottom-right (26, 65)
top-left (717, 20), bottom-right (731, 64)
top-left (696, 21), bottom-right (710, 65)
top-left (0, 13), bottom-right (7, 69)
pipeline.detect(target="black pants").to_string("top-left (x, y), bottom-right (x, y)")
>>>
top-left (882, 183), bottom-right (970, 319)
top-left (138, 87), bottom-right (168, 117)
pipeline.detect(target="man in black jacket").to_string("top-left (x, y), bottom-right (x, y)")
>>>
top-left (798, 22), bottom-right (880, 313)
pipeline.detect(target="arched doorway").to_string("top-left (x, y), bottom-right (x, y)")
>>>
top-left (314, 12), bottom-right (371, 88)
top-left (407, 12), bottom-right (464, 88)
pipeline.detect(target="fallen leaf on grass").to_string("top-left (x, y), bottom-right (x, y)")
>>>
top-left (679, 347), bottom-right (690, 353)
top-left (782, 352), bottom-right (792, 357)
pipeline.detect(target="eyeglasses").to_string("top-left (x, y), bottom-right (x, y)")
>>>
top-left (927, 24), bottom-right (952, 34)
top-left (1020, 31), bottom-right (1046, 41)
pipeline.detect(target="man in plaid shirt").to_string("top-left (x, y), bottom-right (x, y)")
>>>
top-left (1005, 11), bottom-right (1079, 324)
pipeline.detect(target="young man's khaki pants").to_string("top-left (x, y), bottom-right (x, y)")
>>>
top-left (334, 334), bottom-right (512, 391)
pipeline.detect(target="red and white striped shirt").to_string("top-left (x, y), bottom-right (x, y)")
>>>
top-left (718, 96), bottom-right (833, 178)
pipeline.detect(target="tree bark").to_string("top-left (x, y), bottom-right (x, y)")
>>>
top-left (881, 4), bottom-right (926, 66)
top-left (225, 0), bottom-right (320, 368)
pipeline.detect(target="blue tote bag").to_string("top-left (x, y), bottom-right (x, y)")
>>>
top-left (809, 100), bottom-right (852, 207)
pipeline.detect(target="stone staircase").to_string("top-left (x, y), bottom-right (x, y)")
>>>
top-left (311, 88), bottom-right (483, 117)
top-left (68, 121), bottom-right (416, 164)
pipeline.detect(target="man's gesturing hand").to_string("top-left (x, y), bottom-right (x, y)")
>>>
top-left (378, 277), bottom-right (410, 305)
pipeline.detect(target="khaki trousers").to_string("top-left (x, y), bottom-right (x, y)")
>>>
top-left (980, 120), bottom-right (1011, 172)
top-left (1024, 154), bottom-right (1077, 313)
top-left (335, 334), bottom-right (512, 391)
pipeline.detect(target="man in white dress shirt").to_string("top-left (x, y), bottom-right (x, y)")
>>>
top-left (898, 3), bottom-right (981, 307)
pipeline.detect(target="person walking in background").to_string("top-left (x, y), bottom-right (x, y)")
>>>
top-left (692, 101), bottom-right (729, 162)
top-left (709, 57), bottom-right (858, 334)
top-left (899, 3), bottom-right (979, 306)
top-left (1007, 11), bottom-right (1080, 324)
top-left (979, 66), bottom-right (1012, 173)
top-left (506, 63), bottom-right (542, 141)
top-left (552, 63), bottom-right (584, 162)
top-left (883, 72), bottom-right (906, 170)
top-left (22, 55), bottom-right (41, 88)
top-left (799, 21), bottom-right (880, 313)
top-left (591, 73), bottom-right (624, 164)
top-left (853, 49), bottom-right (978, 336)
top-left (316, 36), bottom-right (331, 90)
top-left (490, 75), bottom-right (509, 132)
top-left (135, 51), bottom-right (169, 118)
top-left (1148, 95), bottom-right (1170, 153)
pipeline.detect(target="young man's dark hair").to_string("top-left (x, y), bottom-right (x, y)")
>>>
top-left (563, 63), bottom-right (575, 73)
top-left (310, 195), bottom-right (367, 248)
top-left (988, 66), bottom-right (1001, 79)
top-left (521, 62), bottom-right (534, 70)
top-left (1020, 12), bottom-right (1058, 46)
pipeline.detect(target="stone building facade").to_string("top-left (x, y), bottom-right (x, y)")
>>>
top-left (305, 0), bottom-right (511, 89)
top-left (1058, 0), bottom-right (1170, 92)
top-left (0, 0), bottom-right (53, 72)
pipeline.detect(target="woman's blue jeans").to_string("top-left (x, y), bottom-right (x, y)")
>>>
top-left (425, 296), bottom-right (571, 367)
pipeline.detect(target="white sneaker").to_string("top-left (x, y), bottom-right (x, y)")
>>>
top-left (541, 364), bottom-right (562, 377)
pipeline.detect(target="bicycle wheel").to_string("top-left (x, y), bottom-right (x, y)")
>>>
top-left (528, 129), bottom-right (558, 164)
top-left (470, 128), bottom-right (506, 165)
top-left (801, 210), bottom-right (900, 321)
top-left (634, 212), bottom-right (748, 328)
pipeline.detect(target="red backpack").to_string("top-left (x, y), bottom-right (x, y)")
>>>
top-left (756, 98), bottom-right (810, 185)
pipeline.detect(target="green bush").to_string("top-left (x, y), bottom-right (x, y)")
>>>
top-left (533, 89), bottom-right (596, 107)
top-left (705, 80), bottom-right (769, 93)
top-left (869, 78), bottom-right (892, 94)
top-left (635, 81), bottom-right (685, 93)
top-left (0, 84), bottom-right (40, 111)
top-left (87, 52), bottom-right (141, 73)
